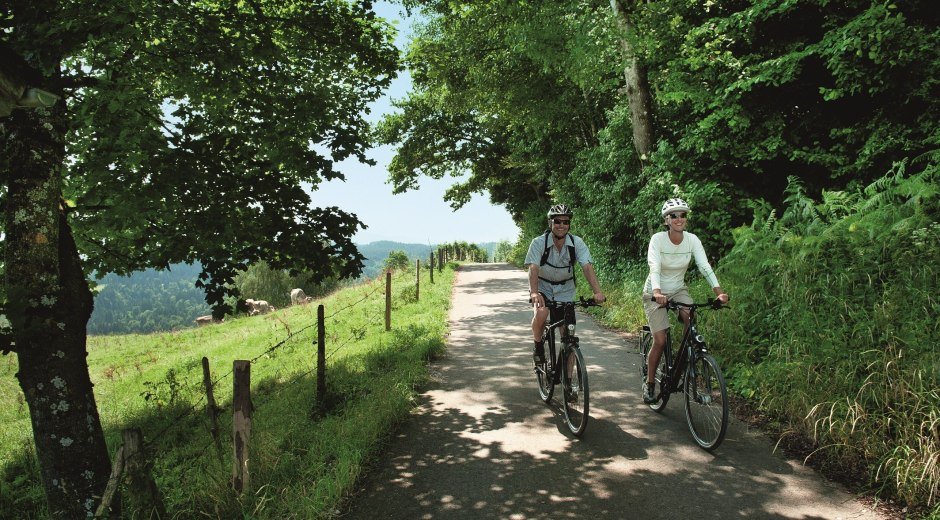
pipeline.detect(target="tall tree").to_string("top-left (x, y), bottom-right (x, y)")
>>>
top-left (0, 1), bottom-right (398, 516)
top-left (610, 0), bottom-right (654, 166)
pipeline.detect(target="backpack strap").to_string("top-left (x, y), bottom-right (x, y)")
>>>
top-left (538, 233), bottom-right (578, 285)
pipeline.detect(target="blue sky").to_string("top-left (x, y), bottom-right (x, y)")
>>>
top-left (305, 2), bottom-right (518, 246)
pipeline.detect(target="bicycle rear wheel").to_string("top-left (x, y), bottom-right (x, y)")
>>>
top-left (562, 346), bottom-right (589, 437)
top-left (638, 327), bottom-right (651, 381)
top-left (684, 352), bottom-right (729, 450)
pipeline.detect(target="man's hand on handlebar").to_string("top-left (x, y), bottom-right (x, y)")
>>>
top-left (529, 292), bottom-right (544, 307)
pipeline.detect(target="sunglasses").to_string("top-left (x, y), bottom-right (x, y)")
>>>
top-left (552, 219), bottom-right (571, 225)
top-left (668, 212), bottom-right (688, 219)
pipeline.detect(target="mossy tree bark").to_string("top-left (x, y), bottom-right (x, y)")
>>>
top-left (3, 105), bottom-right (111, 518)
top-left (610, 0), bottom-right (656, 167)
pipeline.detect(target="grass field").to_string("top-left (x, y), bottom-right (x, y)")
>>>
top-left (0, 264), bottom-right (455, 519)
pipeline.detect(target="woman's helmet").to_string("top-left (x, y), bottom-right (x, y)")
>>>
top-left (661, 198), bottom-right (690, 217)
top-left (547, 204), bottom-right (573, 219)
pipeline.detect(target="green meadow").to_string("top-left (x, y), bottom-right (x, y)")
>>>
top-left (0, 265), bottom-right (454, 519)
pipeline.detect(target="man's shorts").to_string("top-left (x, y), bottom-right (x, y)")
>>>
top-left (539, 292), bottom-right (577, 326)
top-left (642, 288), bottom-right (692, 333)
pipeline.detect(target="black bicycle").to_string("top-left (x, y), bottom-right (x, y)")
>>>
top-left (534, 297), bottom-right (599, 437)
top-left (639, 298), bottom-right (729, 450)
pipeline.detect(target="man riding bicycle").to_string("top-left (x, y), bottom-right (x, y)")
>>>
top-left (525, 204), bottom-right (606, 365)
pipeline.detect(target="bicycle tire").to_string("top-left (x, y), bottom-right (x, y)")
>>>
top-left (648, 335), bottom-right (671, 412)
top-left (562, 346), bottom-right (589, 437)
top-left (536, 328), bottom-right (554, 403)
top-left (684, 352), bottom-right (729, 450)
top-left (536, 361), bottom-right (554, 403)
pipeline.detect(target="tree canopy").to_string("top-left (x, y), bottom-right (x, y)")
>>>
top-left (384, 0), bottom-right (939, 270)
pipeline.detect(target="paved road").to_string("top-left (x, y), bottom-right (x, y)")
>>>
top-left (342, 263), bottom-right (882, 520)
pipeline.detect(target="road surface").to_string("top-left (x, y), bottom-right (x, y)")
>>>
top-left (342, 263), bottom-right (881, 520)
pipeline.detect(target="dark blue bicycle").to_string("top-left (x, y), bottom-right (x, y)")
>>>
top-left (639, 298), bottom-right (729, 450)
top-left (534, 298), bottom-right (598, 437)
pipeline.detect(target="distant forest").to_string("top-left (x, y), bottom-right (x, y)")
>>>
top-left (87, 263), bottom-right (212, 335)
top-left (88, 241), bottom-right (498, 335)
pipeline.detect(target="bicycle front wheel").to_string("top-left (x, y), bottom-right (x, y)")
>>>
top-left (562, 346), bottom-right (589, 437)
top-left (536, 355), bottom-right (554, 404)
top-left (684, 352), bottom-right (729, 450)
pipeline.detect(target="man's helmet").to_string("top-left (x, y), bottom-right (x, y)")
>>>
top-left (661, 198), bottom-right (690, 217)
top-left (547, 204), bottom-right (573, 219)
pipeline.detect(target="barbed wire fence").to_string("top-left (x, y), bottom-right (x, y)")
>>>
top-left (93, 262), bottom-right (439, 517)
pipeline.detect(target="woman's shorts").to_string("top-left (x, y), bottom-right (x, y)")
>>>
top-left (642, 288), bottom-right (692, 333)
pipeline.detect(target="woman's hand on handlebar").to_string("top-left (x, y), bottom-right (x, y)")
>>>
top-left (652, 291), bottom-right (667, 306)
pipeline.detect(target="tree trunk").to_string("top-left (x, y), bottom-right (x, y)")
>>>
top-left (3, 104), bottom-right (112, 517)
top-left (610, 0), bottom-right (655, 166)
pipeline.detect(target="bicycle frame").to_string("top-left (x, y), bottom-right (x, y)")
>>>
top-left (658, 305), bottom-right (709, 397)
top-left (542, 302), bottom-right (578, 384)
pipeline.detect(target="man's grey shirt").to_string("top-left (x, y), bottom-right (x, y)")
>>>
top-left (524, 233), bottom-right (593, 302)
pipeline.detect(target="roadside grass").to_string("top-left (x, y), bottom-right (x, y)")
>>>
top-left (0, 264), bottom-right (455, 518)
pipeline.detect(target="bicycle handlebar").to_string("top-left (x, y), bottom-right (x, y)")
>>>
top-left (533, 297), bottom-right (602, 308)
top-left (649, 297), bottom-right (727, 310)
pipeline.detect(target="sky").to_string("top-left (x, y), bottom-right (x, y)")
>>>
top-left (305, 2), bottom-right (519, 246)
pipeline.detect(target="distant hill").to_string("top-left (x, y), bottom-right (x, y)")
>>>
top-left (358, 241), bottom-right (435, 279)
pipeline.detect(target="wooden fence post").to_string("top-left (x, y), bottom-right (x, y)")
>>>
top-left (232, 360), bottom-right (252, 494)
top-left (94, 445), bottom-right (125, 518)
top-left (429, 252), bottom-right (434, 284)
top-left (122, 428), bottom-right (166, 518)
top-left (202, 357), bottom-right (223, 461)
top-left (385, 270), bottom-right (392, 331)
top-left (316, 304), bottom-right (325, 413)
top-left (438, 250), bottom-right (444, 273)
top-left (415, 259), bottom-right (420, 301)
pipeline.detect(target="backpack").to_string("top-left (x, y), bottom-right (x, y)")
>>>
top-left (538, 231), bottom-right (577, 285)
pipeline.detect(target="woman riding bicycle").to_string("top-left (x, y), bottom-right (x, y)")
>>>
top-left (642, 198), bottom-right (729, 404)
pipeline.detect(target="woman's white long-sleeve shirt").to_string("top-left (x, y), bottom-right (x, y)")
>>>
top-left (644, 231), bottom-right (720, 294)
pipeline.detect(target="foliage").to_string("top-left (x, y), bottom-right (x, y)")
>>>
top-left (491, 240), bottom-right (514, 262)
top-left (378, 1), bottom-right (621, 220)
top-left (233, 261), bottom-right (346, 309)
top-left (436, 241), bottom-right (488, 263)
top-left (702, 161), bottom-right (940, 512)
top-left (383, 250), bottom-right (412, 272)
top-left (1, 0), bottom-right (400, 314)
top-left (0, 263), bottom-right (456, 518)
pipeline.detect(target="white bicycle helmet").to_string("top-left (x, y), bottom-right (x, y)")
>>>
top-left (661, 198), bottom-right (690, 217)
top-left (547, 204), bottom-right (573, 219)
